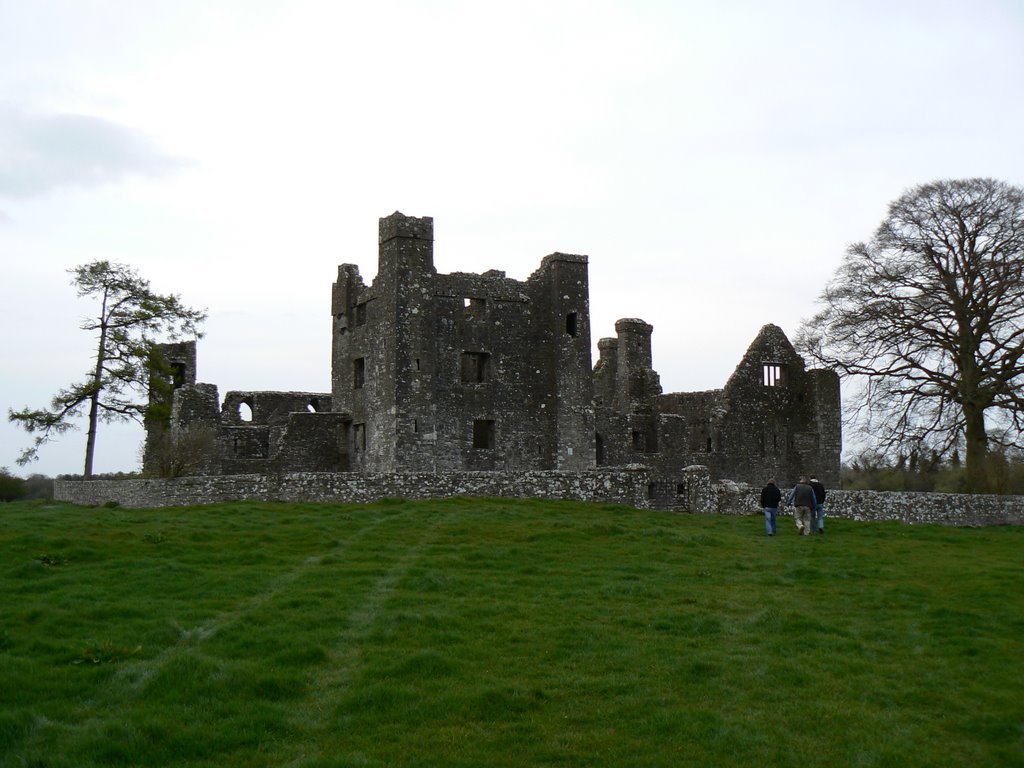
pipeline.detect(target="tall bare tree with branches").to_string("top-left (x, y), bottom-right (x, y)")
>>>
top-left (9, 261), bottom-right (206, 478)
top-left (797, 178), bottom-right (1024, 492)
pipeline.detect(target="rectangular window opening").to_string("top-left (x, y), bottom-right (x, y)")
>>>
top-left (354, 423), bottom-right (366, 451)
top-left (762, 363), bottom-right (785, 386)
top-left (355, 303), bottom-right (367, 326)
top-left (461, 351), bottom-right (491, 383)
top-left (464, 297), bottom-right (486, 320)
top-left (566, 312), bottom-right (579, 337)
top-left (353, 357), bottom-right (365, 389)
top-left (170, 363), bottom-right (187, 389)
top-left (473, 419), bottom-right (495, 450)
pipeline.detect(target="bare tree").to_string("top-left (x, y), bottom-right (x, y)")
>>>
top-left (8, 261), bottom-right (206, 478)
top-left (797, 178), bottom-right (1024, 492)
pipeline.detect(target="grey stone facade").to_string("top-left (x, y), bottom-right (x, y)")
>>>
top-left (330, 213), bottom-right (593, 474)
top-left (142, 211), bottom-right (841, 489)
top-left (594, 322), bottom-right (842, 487)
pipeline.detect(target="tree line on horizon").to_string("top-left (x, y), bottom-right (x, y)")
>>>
top-left (0, 468), bottom-right (54, 502)
top-left (840, 448), bottom-right (1024, 494)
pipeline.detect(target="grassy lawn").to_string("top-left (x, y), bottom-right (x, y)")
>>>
top-left (1, 497), bottom-right (1022, 767)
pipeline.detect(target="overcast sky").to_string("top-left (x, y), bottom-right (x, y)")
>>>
top-left (2, 0), bottom-right (1023, 477)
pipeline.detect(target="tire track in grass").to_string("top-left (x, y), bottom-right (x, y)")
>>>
top-left (282, 509), bottom-right (451, 768)
top-left (12, 506), bottom-right (423, 762)
top-left (115, 506), bottom-right (419, 694)
top-left (28, 503), bottom-right (417, 748)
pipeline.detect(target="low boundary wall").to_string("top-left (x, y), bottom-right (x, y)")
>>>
top-left (715, 484), bottom-right (1024, 527)
top-left (54, 468), bottom-right (708, 512)
top-left (54, 471), bottom-right (1024, 526)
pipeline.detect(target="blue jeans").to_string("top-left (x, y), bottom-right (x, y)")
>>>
top-left (763, 507), bottom-right (778, 535)
top-left (815, 504), bottom-right (825, 530)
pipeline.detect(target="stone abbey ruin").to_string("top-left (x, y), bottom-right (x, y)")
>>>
top-left (143, 211), bottom-right (842, 491)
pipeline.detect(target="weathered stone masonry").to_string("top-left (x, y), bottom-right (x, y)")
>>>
top-left (54, 475), bottom-right (1024, 527)
top-left (594, 321), bottom-right (841, 492)
top-left (55, 467), bottom-right (714, 512)
top-left (331, 213), bottom-right (594, 474)
top-left (136, 211), bottom-right (841, 497)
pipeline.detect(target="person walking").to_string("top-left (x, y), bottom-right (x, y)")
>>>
top-left (809, 476), bottom-right (827, 535)
top-left (760, 478), bottom-right (782, 536)
top-left (786, 476), bottom-right (818, 536)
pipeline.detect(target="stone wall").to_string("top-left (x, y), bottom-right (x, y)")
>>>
top-left (55, 468), bottom-right (709, 511)
top-left (54, 472), bottom-right (1024, 526)
top-left (716, 484), bottom-right (1024, 527)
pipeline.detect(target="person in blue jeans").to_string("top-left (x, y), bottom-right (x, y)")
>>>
top-left (760, 478), bottom-right (782, 536)
top-left (809, 476), bottom-right (827, 534)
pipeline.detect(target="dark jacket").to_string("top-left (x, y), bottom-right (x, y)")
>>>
top-left (787, 482), bottom-right (817, 508)
top-left (809, 480), bottom-right (826, 505)
top-left (760, 482), bottom-right (782, 508)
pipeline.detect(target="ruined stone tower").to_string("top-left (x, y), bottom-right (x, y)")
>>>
top-left (330, 211), bottom-right (595, 473)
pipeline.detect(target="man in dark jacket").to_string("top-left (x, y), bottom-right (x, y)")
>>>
top-left (786, 476), bottom-right (818, 536)
top-left (809, 476), bottom-right (827, 535)
top-left (760, 478), bottom-right (782, 536)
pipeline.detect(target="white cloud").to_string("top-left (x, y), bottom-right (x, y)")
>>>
top-left (0, 104), bottom-right (187, 198)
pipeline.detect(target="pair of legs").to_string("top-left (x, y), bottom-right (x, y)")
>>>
top-left (763, 507), bottom-right (778, 535)
top-left (815, 504), bottom-right (825, 533)
top-left (793, 505), bottom-right (814, 535)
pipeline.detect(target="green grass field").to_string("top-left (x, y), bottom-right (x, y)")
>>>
top-left (1, 497), bottom-right (1022, 767)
